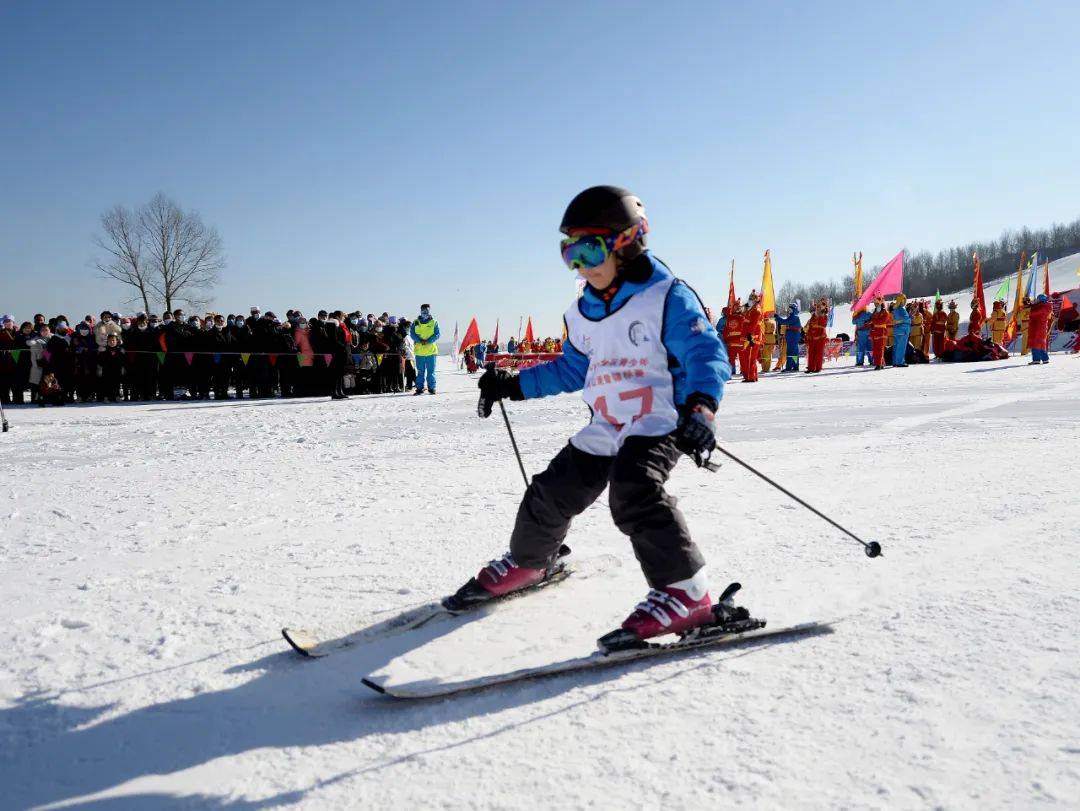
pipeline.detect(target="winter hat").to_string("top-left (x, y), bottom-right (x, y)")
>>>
top-left (1037, 293), bottom-right (1049, 303)
top-left (389, 316), bottom-right (398, 325)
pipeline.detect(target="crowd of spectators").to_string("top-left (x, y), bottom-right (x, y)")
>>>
top-left (0, 307), bottom-right (425, 406)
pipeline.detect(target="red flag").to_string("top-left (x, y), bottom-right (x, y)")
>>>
top-left (972, 252), bottom-right (987, 318)
top-left (727, 260), bottom-right (736, 309)
top-left (458, 317), bottom-right (481, 353)
top-left (492, 319), bottom-right (500, 347)
top-left (523, 317), bottom-right (535, 345)
top-left (1043, 258), bottom-right (1051, 298)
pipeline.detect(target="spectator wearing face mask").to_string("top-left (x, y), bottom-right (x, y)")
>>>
top-left (410, 304), bottom-right (440, 395)
top-left (71, 320), bottom-right (100, 402)
top-left (94, 310), bottom-right (121, 350)
top-left (121, 314), bottom-right (154, 401)
top-left (206, 315), bottom-right (232, 399)
top-left (184, 315), bottom-right (209, 399)
top-left (98, 333), bottom-right (125, 402)
top-left (45, 323), bottom-right (75, 401)
top-left (155, 311), bottom-right (176, 400)
top-left (0, 316), bottom-right (22, 404)
top-left (323, 311), bottom-right (349, 399)
top-left (379, 317), bottom-right (405, 393)
top-left (227, 315), bottom-right (251, 398)
top-left (399, 319), bottom-right (417, 391)
top-left (26, 325), bottom-right (50, 403)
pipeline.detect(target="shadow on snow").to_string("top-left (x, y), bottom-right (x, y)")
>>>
top-left (1, 608), bottom-right (825, 809)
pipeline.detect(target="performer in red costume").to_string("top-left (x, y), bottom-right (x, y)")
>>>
top-left (870, 297), bottom-right (890, 370)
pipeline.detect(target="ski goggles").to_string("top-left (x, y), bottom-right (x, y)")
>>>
top-left (560, 219), bottom-right (649, 270)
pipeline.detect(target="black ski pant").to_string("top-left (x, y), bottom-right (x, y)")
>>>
top-left (509, 434), bottom-right (705, 589)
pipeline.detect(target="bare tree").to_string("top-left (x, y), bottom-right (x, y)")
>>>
top-left (94, 205), bottom-right (154, 314)
top-left (95, 193), bottom-right (225, 312)
top-left (140, 193), bottom-right (224, 312)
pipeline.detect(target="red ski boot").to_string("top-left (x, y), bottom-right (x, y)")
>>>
top-left (442, 545), bottom-right (571, 612)
top-left (598, 570), bottom-right (713, 651)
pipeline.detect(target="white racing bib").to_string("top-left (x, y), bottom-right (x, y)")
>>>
top-left (564, 277), bottom-right (679, 457)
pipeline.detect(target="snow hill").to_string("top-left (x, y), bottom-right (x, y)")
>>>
top-left (2, 354), bottom-right (1079, 808)
top-left (827, 249), bottom-right (1080, 338)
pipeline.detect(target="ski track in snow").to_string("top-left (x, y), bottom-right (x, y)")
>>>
top-left (1, 354), bottom-right (1078, 809)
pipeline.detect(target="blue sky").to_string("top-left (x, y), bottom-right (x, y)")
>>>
top-left (3, 0), bottom-right (1078, 337)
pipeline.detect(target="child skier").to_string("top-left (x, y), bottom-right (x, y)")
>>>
top-left (456, 185), bottom-right (731, 650)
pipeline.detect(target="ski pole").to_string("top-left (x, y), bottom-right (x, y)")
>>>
top-left (709, 444), bottom-right (882, 558)
top-left (485, 361), bottom-right (530, 488)
top-left (498, 398), bottom-right (529, 489)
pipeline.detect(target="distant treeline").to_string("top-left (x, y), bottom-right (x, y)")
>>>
top-left (777, 215), bottom-right (1080, 306)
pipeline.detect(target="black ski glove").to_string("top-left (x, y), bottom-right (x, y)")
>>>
top-left (477, 365), bottom-right (524, 418)
top-left (674, 393), bottom-right (718, 467)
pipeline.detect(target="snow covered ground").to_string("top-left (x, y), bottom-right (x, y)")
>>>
top-left (2, 352), bottom-right (1078, 809)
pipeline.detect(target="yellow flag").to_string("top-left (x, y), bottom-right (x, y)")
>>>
top-left (1005, 251), bottom-right (1026, 344)
top-left (760, 250), bottom-right (776, 317)
top-left (853, 251), bottom-right (863, 301)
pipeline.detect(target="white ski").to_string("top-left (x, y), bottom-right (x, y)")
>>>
top-left (361, 618), bottom-right (835, 698)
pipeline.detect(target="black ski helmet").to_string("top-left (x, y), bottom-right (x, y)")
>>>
top-left (560, 185), bottom-right (646, 236)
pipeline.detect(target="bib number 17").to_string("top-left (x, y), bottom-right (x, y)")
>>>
top-left (593, 386), bottom-right (654, 429)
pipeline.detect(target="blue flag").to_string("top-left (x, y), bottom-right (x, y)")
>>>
top-left (1025, 252), bottom-right (1040, 299)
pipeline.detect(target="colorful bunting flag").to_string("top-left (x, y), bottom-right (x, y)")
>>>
top-left (156, 351), bottom-right (165, 365)
top-left (212, 353), bottom-right (221, 364)
top-left (183, 352), bottom-right (194, 365)
top-left (240, 353), bottom-right (251, 365)
top-left (267, 354), bottom-right (277, 367)
top-left (323, 354), bottom-right (332, 366)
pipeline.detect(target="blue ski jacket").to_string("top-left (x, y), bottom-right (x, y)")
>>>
top-left (518, 253), bottom-right (731, 407)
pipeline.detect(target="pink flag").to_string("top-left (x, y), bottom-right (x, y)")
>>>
top-left (852, 251), bottom-right (904, 312)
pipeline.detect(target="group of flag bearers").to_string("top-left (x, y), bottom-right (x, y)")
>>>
top-left (718, 290), bottom-right (1057, 378)
top-left (716, 251), bottom-right (1062, 377)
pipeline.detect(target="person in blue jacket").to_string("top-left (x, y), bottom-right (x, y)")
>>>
top-left (409, 305), bottom-right (441, 394)
top-left (473, 340), bottom-right (487, 366)
top-left (774, 303), bottom-right (802, 372)
top-left (892, 294), bottom-right (911, 367)
top-left (451, 186), bottom-right (732, 650)
top-left (852, 307), bottom-right (872, 366)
